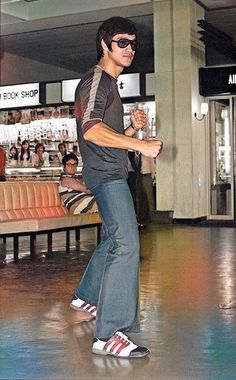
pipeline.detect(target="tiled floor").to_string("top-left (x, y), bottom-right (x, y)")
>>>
top-left (0, 224), bottom-right (236, 380)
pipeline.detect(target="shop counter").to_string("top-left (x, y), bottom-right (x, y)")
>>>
top-left (5, 165), bottom-right (82, 182)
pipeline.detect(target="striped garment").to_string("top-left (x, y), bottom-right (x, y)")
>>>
top-left (59, 174), bottom-right (97, 214)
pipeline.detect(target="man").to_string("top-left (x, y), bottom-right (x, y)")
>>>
top-left (127, 150), bottom-right (147, 230)
top-left (71, 16), bottom-right (163, 358)
top-left (57, 142), bottom-right (67, 163)
top-left (59, 153), bottom-right (97, 214)
top-left (137, 154), bottom-right (156, 225)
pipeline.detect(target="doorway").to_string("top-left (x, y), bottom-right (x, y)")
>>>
top-left (207, 96), bottom-right (235, 220)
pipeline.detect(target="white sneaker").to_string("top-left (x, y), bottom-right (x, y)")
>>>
top-left (70, 295), bottom-right (97, 317)
top-left (92, 331), bottom-right (150, 358)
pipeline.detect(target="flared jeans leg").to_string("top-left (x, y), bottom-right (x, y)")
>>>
top-left (75, 179), bottom-right (140, 339)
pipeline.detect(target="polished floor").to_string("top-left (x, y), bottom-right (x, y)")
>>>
top-left (0, 223), bottom-right (236, 380)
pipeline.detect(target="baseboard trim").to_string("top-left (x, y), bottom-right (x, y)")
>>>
top-left (173, 216), bottom-right (207, 225)
top-left (151, 210), bottom-right (174, 224)
top-left (151, 213), bottom-right (236, 227)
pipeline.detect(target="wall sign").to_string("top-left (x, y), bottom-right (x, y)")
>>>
top-left (0, 83), bottom-right (40, 109)
top-left (62, 79), bottom-right (81, 103)
top-left (117, 73), bottom-right (140, 98)
top-left (199, 66), bottom-right (236, 96)
top-left (62, 74), bottom-right (141, 103)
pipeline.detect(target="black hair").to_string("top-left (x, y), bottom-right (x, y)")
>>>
top-left (62, 152), bottom-right (78, 166)
top-left (35, 142), bottom-right (45, 153)
top-left (58, 142), bottom-right (67, 149)
top-left (96, 16), bottom-right (137, 61)
top-left (58, 142), bottom-right (67, 155)
top-left (20, 140), bottom-right (30, 161)
top-left (9, 146), bottom-right (18, 160)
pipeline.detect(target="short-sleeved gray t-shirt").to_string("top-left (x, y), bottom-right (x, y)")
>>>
top-left (75, 65), bottom-right (128, 189)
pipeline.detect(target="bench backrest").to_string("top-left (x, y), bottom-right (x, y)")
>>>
top-left (0, 181), bottom-right (68, 222)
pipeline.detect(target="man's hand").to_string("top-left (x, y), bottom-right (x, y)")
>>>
top-left (140, 139), bottom-right (163, 158)
top-left (130, 109), bottom-right (147, 131)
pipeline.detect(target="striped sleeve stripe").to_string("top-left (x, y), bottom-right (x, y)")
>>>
top-left (83, 67), bottom-right (103, 126)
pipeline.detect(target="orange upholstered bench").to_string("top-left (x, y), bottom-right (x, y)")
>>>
top-left (0, 181), bottom-right (101, 261)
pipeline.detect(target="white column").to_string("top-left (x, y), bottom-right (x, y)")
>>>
top-left (153, 0), bottom-right (206, 219)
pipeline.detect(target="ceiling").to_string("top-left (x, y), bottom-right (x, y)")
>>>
top-left (0, 0), bottom-right (236, 80)
top-left (0, 1), bottom-right (155, 76)
top-left (200, 0), bottom-right (236, 47)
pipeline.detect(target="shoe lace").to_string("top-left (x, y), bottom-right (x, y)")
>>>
top-left (115, 331), bottom-right (132, 344)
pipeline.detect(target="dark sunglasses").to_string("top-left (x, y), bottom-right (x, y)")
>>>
top-left (111, 38), bottom-right (137, 51)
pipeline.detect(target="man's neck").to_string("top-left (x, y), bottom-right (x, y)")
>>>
top-left (97, 58), bottom-right (123, 79)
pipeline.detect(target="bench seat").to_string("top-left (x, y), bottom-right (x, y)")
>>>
top-left (0, 181), bottom-right (102, 261)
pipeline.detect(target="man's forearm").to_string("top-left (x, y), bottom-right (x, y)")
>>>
top-left (84, 122), bottom-right (163, 159)
top-left (61, 177), bottom-right (90, 193)
top-left (84, 122), bottom-right (144, 151)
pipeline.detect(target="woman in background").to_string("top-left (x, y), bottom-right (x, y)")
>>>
top-left (8, 146), bottom-right (18, 167)
top-left (18, 140), bottom-right (32, 167)
top-left (31, 142), bottom-right (50, 167)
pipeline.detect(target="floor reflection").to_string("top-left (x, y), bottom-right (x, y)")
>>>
top-left (0, 225), bottom-right (236, 379)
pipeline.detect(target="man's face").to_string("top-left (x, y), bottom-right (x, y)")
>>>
top-left (64, 159), bottom-right (77, 174)
top-left (59, 145), bottom-right (66, 154)
top-left (106, 33), bottom-right (136, 68)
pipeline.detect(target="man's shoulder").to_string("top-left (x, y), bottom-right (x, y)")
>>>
top-left (81, 65), bottom-right (113, 85)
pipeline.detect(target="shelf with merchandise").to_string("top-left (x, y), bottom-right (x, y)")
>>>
top-left (0, 105), bottom-right (78, 152)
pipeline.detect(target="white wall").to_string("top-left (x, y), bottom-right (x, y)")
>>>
top-left (1, 52), bottom-right (80, 85)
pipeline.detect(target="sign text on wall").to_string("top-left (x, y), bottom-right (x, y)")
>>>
top-left (0, 83), bottom-right (40, 109)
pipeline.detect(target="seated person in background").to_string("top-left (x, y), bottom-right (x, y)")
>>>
top-left (127, 151), bottom-right (148, 230)
top-left (31, 142), bottom-right (50, 167)
top-left (72, 145), bottom-right (79, 156)
top-left (8, 146), bottom-right (19, 167)
top-left (137, 154), bottom-right (156, 225)
top-left (59, 153), bottom-right (97, 214)
top-left (57, 142), bottom-right (67, 163)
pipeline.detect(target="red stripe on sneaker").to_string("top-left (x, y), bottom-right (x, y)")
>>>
top-left (81, 302), bottom-right (87, 309)
top-left (104, 335), bottom-right (130, 355)
top-left (85, 305), bottom-right (92, 311)
top-left (116, 340), bottom-right (130, 355)
top-left (89, 307), bottom-right (97, 314)
top-left (104, 335), bottom-right (117, 351)
top-left (81, 302), bottom-right (97, 314)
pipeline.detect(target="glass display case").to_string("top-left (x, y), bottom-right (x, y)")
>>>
top-left (208, 97), bottom-right (234, 218)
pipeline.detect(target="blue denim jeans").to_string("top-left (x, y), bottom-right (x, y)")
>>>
top-left (75, 179), bottom-right (140, 339)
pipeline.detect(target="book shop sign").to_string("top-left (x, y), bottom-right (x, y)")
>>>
top-left (0, 83), bottom-right (40, 109)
